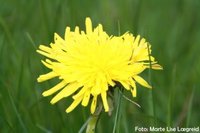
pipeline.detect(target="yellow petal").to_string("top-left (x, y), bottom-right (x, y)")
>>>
top-left (119, 81), bottom-right (130, 90)
top-left (37, 71), bottom-right (57, 82)
top-left (139, 38), bottom-right (146, 46)
top-left (132, 35), bottom-right (140, 49)
top-left (74, 26), bottom-right (80, 34)
top-left (50, 82), bottom-right (81, 104)
top-left (90, 96), bottom-right (97, 114)
top-left (36, 50), bottom-right (53, 59)
top-left (91, 80), bottom-right (101, 95)
top-left (129, 78), bottom-right (136, 88)
top-left (131, 88), bottom-right (137, 97)
top-left (72, 86), bottom-right (88, 99)
top-left (41, 61), bottom-right (51, 69)
top-left (64, 27), bottom-right (70, 40)
top-left (81, 91), bottom-right (91, 106)
top-left (151, 64), bottom-right (163, 70)
top-left (42, 80), bottom-right (67, 97)
top-left (101, 91), bottom-right (109, 112)
top-left (134, 76), bottom-right (152, 89)
top-left (85, 17), bottom-right (92, 34)
top-left (98, 24), bottom-right (103, 33)
top-left (54, 33), bottom-right (64, 44)
top-left (39, 45), bottom-right (52, 53)
top-left (129, 63), bottom-right (146, 75)
top-left (105, 73), bottom-right (115, 87)
top-left (129, 78), bottom-right (137, 97)
top-left (66, 95), bottom-right (83, 113)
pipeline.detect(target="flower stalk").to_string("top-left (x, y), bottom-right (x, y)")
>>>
top-left (86, 115), bottom-right (98, 133)
top-left (86, 101), bottom-right (103, 133)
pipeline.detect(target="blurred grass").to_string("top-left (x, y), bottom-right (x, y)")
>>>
top-left (0, 0), bottom-right (200, 132)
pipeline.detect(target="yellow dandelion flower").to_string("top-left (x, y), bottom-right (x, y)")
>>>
top-left (37, 17), bottom-right (162, 114)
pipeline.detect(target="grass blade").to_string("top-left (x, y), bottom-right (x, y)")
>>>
top-left (7, 88), bottom-right (28, 132)
top-left (112, 88), bottom-right (123, 133)
top-left (147, 43), bottom-right (156, 125)
top-left (186, 86), bottom-right (195, 127)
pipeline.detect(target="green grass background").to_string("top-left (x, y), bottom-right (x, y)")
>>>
top-left (0, 0), bottom-right (200, 132)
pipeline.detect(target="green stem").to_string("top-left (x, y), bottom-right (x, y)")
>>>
top-left (86, 115), bottom-right (99, 133)
top-left (85, 103), bottom-right (102, 133)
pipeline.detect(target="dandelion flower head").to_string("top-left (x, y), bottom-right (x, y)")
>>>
top-left (37, 17), bottom-right (162, 114)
